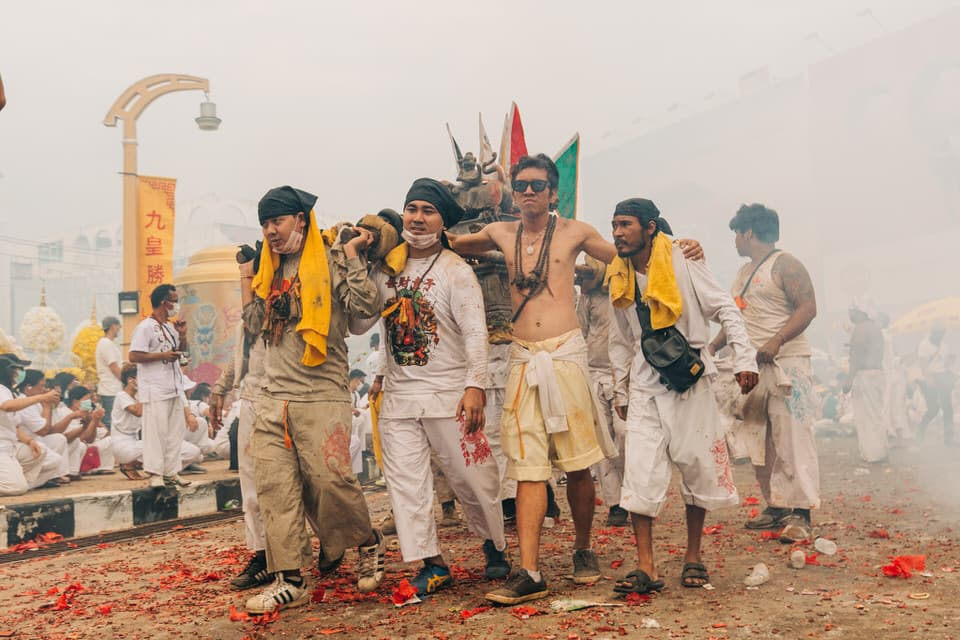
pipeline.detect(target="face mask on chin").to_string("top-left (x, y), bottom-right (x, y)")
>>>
top-left (402, 228), bottom-right (441, 250)
top-left (277, 228), bottom-right (305, 255)
top-left (168, 302), bottom-right (181, 317)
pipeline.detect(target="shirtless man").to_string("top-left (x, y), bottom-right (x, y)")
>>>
top-left (450, 153), bottom-right (702, 604)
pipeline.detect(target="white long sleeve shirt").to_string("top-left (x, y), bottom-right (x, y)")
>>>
top-left (609, 244), bottom-right (757, 406)
top-left (351, 249), bottom-right (489, 419)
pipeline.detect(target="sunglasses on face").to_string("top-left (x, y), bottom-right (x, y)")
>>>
top-left (511, 179), bottom-right (550, 193)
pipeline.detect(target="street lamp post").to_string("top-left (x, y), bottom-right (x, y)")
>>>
top-left (103, 74), bottom-right (220, 351)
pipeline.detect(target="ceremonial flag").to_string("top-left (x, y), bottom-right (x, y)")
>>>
top-left (136, 176), bottom-right (176, 318)
top-left (479, 113), bottom-right (496, 166)
top-left (500, 102), bottom-right (528, 174)
top-left (446, 123), bottom-right (463, 167)
top-left (553, 133), bottom-right (579, 219)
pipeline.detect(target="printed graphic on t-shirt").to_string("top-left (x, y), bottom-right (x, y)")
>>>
top-left (384, 275), bottom-right (438, 367)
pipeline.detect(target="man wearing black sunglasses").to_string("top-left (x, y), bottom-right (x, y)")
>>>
top-left (449, 153), bottom-right (704, 604)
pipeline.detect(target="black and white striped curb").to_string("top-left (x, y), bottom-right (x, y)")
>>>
top-left (0, 479), bottom-right (241, 550)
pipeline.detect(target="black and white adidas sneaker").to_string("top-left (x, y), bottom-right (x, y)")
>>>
top-left (245, 575), bottom-right (309, 614)
top-left (230, 555), bottom-right (271, 591)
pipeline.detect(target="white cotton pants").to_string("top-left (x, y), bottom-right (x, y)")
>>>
top-left (0, 443), bottom-right (29, 496)
top-left (91, 428), bottom-right (115, 472)
top-left (184, 416), bottom-right (215, 456)
top-left (21, 442), bottom-right (62, 489)
top-left (350, 409), bottom-right (371, 475)
top-left (212, 423), bottom-right (231, 459)
top-left (592, 380), bottom-right (626, 508)
top-left (66, 437), bottom-right (88, 476)
top-left (481, 388), bottom-right (516, 500)
top-left (379, 415), bottom-right (506, 562)
top-left (621, 378), bottom-right (739, 518)
top-left (238, 399), bottom-right (266, 552)
top-left (37, 433), bottom-right (69, 478)
top-left (885, 369), bottom-right (910, 439)
top-left (143, 397), bottom-right (188, 477)
top-left (853, 370), bottom-right (889, 463)
top-left (112, 432), bottom-right (144, 465)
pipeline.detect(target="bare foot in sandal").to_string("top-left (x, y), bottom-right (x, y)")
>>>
top-left (614, 569), bottom-right (665, 594)
top-left (681, 561), bottom-right (710, 587)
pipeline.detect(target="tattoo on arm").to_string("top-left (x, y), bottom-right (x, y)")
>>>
top-left (775, 255), bottom-right (816, 309)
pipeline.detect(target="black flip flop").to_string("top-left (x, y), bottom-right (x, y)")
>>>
top-left (681, 562), bottom-right (710, 588)
top-left (613, 569), bottom-right (665, 594)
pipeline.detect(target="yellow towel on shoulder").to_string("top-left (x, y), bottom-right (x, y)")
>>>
top-left (369, 392), bottom-right (384, 469)
top-left (252, 211), bottom-right (335, 367)
top-left (379, 242), bottom-right (408, 276)
top-left (606, 233), bottom-right (682, 329)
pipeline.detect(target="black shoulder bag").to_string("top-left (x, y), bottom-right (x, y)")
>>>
top-left (634, 283), bottom-right (704, 393)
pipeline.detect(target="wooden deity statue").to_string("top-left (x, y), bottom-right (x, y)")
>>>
top-left (445, 127), bottom-right (516, 343)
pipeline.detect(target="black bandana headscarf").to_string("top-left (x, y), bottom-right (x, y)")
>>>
top-left (613, 198), bottom-right (673, 234)
top-left (258, 186), bottom-right (318, 225)
top-left (404, 178), bottom-right (465, 229)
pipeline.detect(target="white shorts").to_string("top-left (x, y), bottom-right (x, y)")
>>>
top-left (621, 377), bottom-right (739, 518)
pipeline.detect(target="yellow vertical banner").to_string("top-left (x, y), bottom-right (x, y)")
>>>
top-left (136, 176), bottom-right (177, 319)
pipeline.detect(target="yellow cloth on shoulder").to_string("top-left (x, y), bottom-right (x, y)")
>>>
top-left (606, 232), bottom-right (682, 329)
top-left (369, 392), bottom-right (383, 469)
top-left (379, 242), bottom-right (408, 276)
top-left (252, 211), bottom-right (336, 367)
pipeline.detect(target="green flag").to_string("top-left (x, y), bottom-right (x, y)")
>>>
top-left (553, 133), bottom-right (579, 219)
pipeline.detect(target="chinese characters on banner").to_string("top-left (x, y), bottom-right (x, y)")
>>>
top-left (136, 176), bottom-right (177, 319)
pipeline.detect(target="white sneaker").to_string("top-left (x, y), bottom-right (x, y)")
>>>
top-left (245, 575), bottom-right (309, 614)
top-left (149, 474), bottom-right (165, 489)
top-left (356, 529), bottom-right (385, 593)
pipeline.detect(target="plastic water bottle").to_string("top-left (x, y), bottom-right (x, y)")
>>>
top-left (744, 562), bottom-right (770, 586)
top-left (814, 537), bottom-right (838, 555)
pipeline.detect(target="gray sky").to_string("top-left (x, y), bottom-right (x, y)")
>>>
top-left (0, 0), bottom-right (956, 238)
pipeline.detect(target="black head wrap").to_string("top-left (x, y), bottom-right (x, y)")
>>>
top-left (613, 198), bottom-right (673, 235)
top-left (258, 186), bottom-right (318, 225)
top-left (404, 178), bottom-right (465, 229)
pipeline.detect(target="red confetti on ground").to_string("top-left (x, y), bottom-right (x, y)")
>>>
top-left (713, 622), bottom-right (728, 628)
top-left (96, 604), bottom-right (112, 615)
top-left (860, 495), bottom-right (872, 502)
top-left (882, 555), bottom-right (926, 578)
top-left (761, 531), bottom-right (780, 540)
top-left (391, 579), bottom-right (418, 606)
top-left (868, 529), bottom-right (890, 539)
top-left (229, 605), bottom-right (250, 622)
top-left (459, 605), bottom-right (490, 620)
top-left (611, 559), bottom-right (624, 569)
top-left (623, 592), bottom-right (652, 605)
top-left (703, 525), bottom-right (724, 535)
top-left (805, 553), bottom-right (821, 565)
top-left (743, 496), bottom-right (760, 505)
top-left (319, 628), bottom-right (344, 634)
top-left (253, 608), bottom-right (280, 625)
top-left (311, 585), bottom-right (326, 603)
top-left (511, 605), bottom-right (544, 619)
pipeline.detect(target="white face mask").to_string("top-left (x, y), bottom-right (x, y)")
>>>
top-left (169, 302), bottom-right (180, 316)
top-left (277, 227), bottom-right (305, 254)
top-left (402, 228), bottom-right (440, 250)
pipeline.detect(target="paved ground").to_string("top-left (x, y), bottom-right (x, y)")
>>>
top-left (1, 435), bottom-right (959, 640)
top-left (1, 459), bottom-right (235, 507)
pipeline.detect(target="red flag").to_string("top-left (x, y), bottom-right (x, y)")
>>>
top-left (507, 102), bottom-right (528, 169)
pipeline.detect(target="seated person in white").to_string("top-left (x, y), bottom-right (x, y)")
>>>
top-left (15, 369), bottom-right (71, 483)
top-left (51, 386), bottom-right (103, 478)
top-left (0, 354), bottom-right (63, 495)
top-left (183, 381), bottom-right (215, 465)
top-left (111, 365), bottom-right (204, 480)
